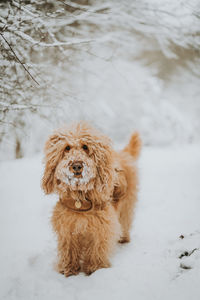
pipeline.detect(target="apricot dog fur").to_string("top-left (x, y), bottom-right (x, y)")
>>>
top-left (42, 122), bottom-right (141, 276)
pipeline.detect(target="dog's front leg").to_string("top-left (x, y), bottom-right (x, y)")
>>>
top-left (57, 237), bottom-right (81, 277)
top-left (82, 236), bottom-right (111, 275)
top-left (82, 251), bottom-right (111, 276)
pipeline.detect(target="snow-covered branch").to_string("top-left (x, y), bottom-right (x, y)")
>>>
top-left (1, 0), bottom-right (200, 159)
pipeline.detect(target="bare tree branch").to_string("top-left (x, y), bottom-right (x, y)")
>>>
top-left (0, 33), bottom-right (40, 85)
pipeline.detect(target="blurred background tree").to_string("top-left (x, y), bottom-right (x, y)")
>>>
top-left (1, 0), bottom-right (200, 159)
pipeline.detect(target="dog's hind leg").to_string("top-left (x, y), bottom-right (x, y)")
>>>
top-left (117, 193), bottom-right (136, 243)
top-left (116, 132), bottom-right (141, 243)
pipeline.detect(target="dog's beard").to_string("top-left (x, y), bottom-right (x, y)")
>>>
top-left (56, 160), bottom-right (96, 191)
top-left (65, 163), bottom-right (94, 186)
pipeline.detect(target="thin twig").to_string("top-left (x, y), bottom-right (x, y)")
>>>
top-left (0, 33), bottom-right (40, 85)
top-left (0, 120), bottom-right (17, 127)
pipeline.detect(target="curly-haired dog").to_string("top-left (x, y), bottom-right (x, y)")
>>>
top-left (42, 122), bottom-right (141, 276)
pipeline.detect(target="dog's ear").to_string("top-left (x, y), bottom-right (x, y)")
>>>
top-left (93, 138), bottom-right (114, 194)
top-left (42, 132), bottom-right (65, 194)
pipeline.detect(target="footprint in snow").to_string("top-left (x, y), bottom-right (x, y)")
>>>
top-left (172, 231), bottom-right (200, 279)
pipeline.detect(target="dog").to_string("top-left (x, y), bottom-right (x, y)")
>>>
top-left (42, 121), bottom-right (141, 276)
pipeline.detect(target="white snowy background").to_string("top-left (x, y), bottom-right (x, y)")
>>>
top-left (0, 0), bottom-right (200, 299)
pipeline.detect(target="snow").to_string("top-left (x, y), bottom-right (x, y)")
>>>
top-left (0, 145), bottom-right (200, 300)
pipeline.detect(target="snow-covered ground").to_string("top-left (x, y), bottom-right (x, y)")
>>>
top-left (0, 145), bottom-right (200, 300)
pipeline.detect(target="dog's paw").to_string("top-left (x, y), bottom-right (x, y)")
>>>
top-left (59, 265), bottom-right (81, 277)
top-left (83, 261), bottom-right (111, 276)
top-left (118, 236), bottom-right (130, 243)
top-left (64, 267), bottom-right (81, 277)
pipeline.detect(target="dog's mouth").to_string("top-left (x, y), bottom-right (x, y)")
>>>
top-left (56, 160), bottom-right (96, 191)
top-left (74, 171), bottom-right (82, 177)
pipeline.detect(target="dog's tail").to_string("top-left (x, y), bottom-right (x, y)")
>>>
top-left (123, 132), bottom-right (141, 159)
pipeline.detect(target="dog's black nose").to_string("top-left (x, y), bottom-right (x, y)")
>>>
top-left (72, 161), bottom-right (83, 172)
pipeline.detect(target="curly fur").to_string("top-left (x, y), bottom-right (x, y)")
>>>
top-left (42, 121), bottom-right (141, 276)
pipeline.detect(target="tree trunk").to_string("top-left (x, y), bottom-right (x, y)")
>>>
top-left (15, 138), bottom-right (23, 159)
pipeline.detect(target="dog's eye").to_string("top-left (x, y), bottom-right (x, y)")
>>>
top-left (57, 179), bottom-right (61, 185)
top-left (65, 145), bottom-right (71, 151)
top-left (82, 144), bottom-right (88, 151)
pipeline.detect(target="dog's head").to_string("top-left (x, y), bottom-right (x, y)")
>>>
top-left (42, 122), bottom-right (114, 195)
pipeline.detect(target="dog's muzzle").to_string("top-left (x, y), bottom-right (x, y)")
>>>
top-left (70, 161), bottom-right (83, 177)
